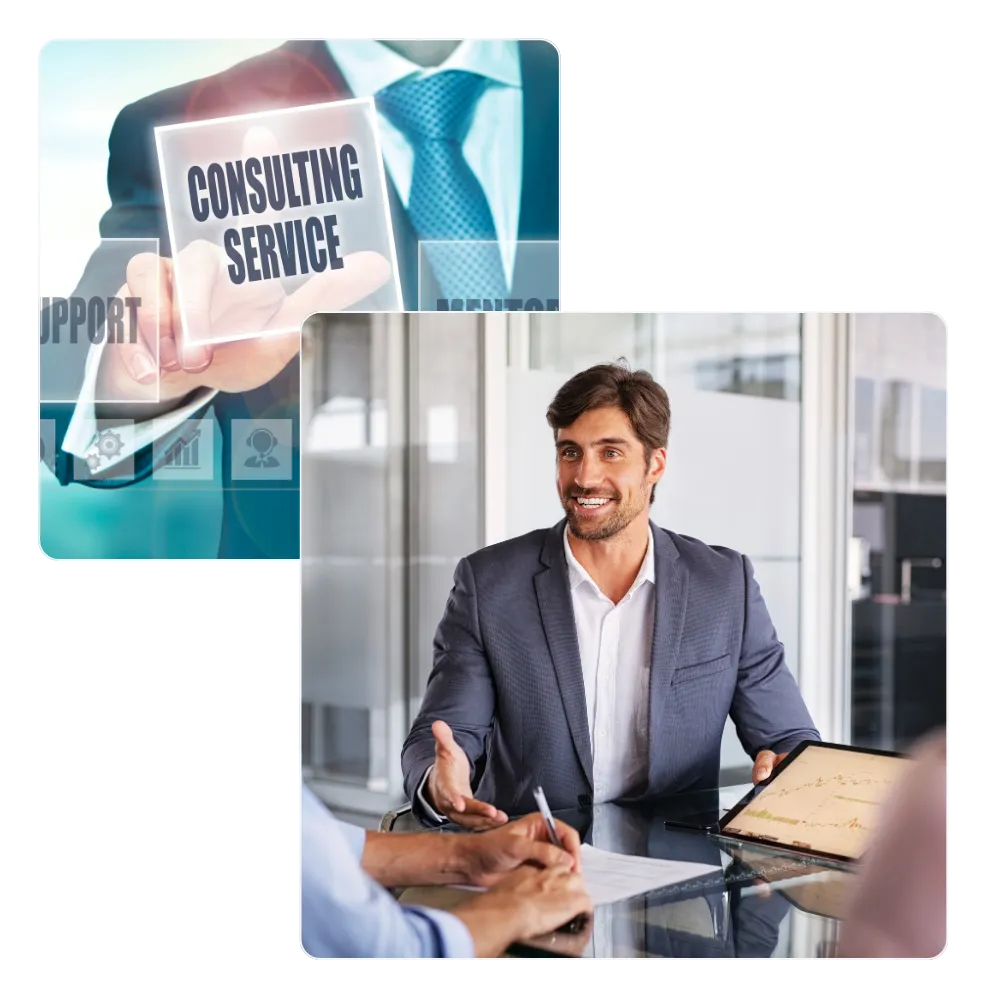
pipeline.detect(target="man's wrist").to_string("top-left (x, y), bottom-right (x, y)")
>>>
top-left (444, 832), bottom-right (476, 883)
top-left (94, 359), bottom-right (196, 420)
top-left (415, 765), bottom-right (448, 823)
top-left (424, 765), bottom-right (442, 813)
top-left (452, 895), bottom-right (526, 958)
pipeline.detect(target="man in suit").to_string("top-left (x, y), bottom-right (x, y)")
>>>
top-left (401, 361), bottom-right (820, 828)
top-left (40, 39), bottom-right (559, 558)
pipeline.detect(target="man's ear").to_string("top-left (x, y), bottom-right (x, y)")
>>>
top-left (648, 447), bottom-right (667, 485)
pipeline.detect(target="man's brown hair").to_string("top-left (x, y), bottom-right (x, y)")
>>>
top-left (546, 359), bottom-right (671, 502)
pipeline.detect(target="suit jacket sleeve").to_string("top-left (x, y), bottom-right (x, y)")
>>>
top-left (729, 555), bottom-right (821, 757)
top-left (401, 557), bottom-right (497, 820)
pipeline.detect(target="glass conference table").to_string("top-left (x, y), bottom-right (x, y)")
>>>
top-left (395, 785), bottom-right (854, 958)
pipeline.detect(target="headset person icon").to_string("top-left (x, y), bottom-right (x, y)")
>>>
top-left (244, 427), bottom-right (281, 468)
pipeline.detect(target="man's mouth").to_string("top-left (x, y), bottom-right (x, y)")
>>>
top-left (572, 496), bottom-right (614, 509)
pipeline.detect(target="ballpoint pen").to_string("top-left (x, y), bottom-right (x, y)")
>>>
top-left (532, 785), bottom-right (588, 936)
top-left (532, 785), bottom-right (563, 847)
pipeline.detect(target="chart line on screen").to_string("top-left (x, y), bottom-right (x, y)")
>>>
top-left (721, 745), bottom-right (916, 859)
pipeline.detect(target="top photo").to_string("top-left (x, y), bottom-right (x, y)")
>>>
top-left (38, 38), bottom-right (559, 558)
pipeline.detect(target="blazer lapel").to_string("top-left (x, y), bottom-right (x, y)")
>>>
top-left (647, 524), bottom-right (689, 791)
top-left (534, 522), bottom-right (594, 785)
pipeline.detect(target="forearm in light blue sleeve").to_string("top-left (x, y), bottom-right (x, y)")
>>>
top-left (301, 785), bottom-right (474, 958)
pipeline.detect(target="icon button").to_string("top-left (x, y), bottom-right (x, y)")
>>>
top-left (72, 420), bottom-right (135, 480)
top-left (231, 419), bottom-right (293, 481)
top-left (153, 417), bottom-right (215, 481)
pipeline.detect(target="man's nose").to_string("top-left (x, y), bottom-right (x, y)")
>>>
top-left (574, 453), bottom-right (602, 488)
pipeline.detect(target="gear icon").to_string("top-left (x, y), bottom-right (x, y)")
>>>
top-left (86, 453), bottom-right (103, 472)
top-left (96, 429), bottom-right (124, 459)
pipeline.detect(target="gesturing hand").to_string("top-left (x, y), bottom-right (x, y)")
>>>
top-left (426, 720), bottom-right (507, 830)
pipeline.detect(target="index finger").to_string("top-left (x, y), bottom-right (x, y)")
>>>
top-left (457, 796), bottom-right (507, 824)
top-left (172, 239), bottom-right (221, 370)
top-left (551, 819), bottom-right (583, 872)
top-left (448, 807), bottom-right (508, 831)
top-left (125, 252), bottom-right (171, 360)
top-left (515, 840), bottom-right (576, 871)
top-left (272, 251), bottom-right (391, 327)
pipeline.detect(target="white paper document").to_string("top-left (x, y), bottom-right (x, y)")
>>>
top-left (448, 845), bottom-right (721, 907)
top-left (578, 844), bottom-right (720, 907)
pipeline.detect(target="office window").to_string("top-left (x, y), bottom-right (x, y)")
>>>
top-left (918, 387), bottom-right (946, 485)
top-left (301, 313), bottom-right (482, 811)
top-left (849, 315), bottom-right (946, 750)
top-left (854, 378), bottom-right (876, 484)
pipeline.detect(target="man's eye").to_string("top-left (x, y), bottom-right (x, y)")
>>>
top-left (605, 450), bottom-right (620, 459)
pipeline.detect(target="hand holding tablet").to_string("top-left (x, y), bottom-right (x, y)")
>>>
top-left (716, 741), bottom-right (917, 865)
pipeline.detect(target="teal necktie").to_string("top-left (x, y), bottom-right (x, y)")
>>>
top-left (377, 70), bottom-right (508, 302)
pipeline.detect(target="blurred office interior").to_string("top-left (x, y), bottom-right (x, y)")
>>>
top-left (300, 313), bottom-right (946, 825)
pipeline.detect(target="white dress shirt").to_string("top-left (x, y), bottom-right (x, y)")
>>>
top-left (64, 39), bottom-right (524, 472)
top-left (564, 525), bottom-right (655, 805)
top-left (417, 525), bottom-right (656, 820)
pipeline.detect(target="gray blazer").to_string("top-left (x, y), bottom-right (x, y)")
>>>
top-left (402, 520), bottom-right (820, 821)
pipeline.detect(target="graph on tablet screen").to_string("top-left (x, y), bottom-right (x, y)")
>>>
top-left (721, 745), bottom-right (916, 859)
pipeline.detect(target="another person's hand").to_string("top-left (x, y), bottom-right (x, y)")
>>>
top-left (518, 916), bottom-right (594, 958)
top-left (426, 720), bottom-right (507, 829)
top-left (752, 749), bottom-right (789, 784)
top-left (453, 865), bottom-right (592, 957)
top-left (96, 243), bottom-right (390, 405)
top-left (462, 812), bottom-right (583, 887)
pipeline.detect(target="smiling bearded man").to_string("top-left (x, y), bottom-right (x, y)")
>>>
top-left (401, 360), bottom-right (820, 830)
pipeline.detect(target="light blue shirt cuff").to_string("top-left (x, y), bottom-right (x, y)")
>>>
top-left (333, 818), bottom-right (473, 955)
top-left (402, 905), bottom-right (475, 958)
top-left (63, 339), bottom-right (217, 476)
top-left (338, 819), bottom-right (367, 862)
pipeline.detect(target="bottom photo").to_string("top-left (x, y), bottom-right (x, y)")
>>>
top-left (299, 311), bottom-right (946, 959)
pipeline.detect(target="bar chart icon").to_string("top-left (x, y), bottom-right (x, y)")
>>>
top-left (165, 429), bottom-right (201, 468)
top-left (153, 417), bottom-right (214, 481)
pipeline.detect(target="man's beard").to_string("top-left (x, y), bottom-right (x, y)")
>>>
top-left (561, 486), bottom-right (648, 541)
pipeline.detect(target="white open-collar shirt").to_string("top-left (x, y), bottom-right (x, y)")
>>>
top-left (563, 524), bottom-right (655, 805)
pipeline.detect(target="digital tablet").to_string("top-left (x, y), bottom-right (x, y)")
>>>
top-left (714, 740), bottom-right (916, 865)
